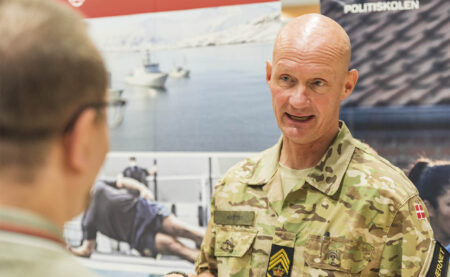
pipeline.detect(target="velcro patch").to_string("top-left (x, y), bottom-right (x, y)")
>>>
top-left (426, 241), bottom-right (449, 277)
top-left (266, 244), bottom-right (294, 277)
top-left (214, 210), bottom-right (254, 226)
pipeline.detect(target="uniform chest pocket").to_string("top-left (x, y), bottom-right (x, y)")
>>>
top-left (214, 225), bottom-right (258, 277)
top-left (304, 235), bottom-right (374, 274)
top-left (215, 225), bottom-right (258, 256)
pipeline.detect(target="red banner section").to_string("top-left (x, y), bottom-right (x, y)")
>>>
top-left (56, 0), bottom-right (278, 18)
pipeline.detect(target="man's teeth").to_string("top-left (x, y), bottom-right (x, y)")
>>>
top-left (290, 115), bottom-right (311, 121)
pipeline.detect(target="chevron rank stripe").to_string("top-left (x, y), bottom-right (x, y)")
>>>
top-left (266, 244), bottom-right (294, 277)
top-left (268, 249), bottom-right (290, 270)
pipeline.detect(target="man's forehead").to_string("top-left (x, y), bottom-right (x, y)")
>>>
top-left (274, 58), bottom-right (337, 78)
top-left (275, 34), bottom-right (345, 58)
top-left (273, 43), bottom-right (344, 71)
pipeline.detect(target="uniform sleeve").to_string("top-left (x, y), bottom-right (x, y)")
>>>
top-left (379, 195), bottom-right (435, 276)
top-left (195, 193), bottom-right (218, 276)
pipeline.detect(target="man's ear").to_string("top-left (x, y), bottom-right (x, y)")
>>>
top-left (341, 69), bottom-right (358, 100)
top-left (424, 199), bottom-right (435, 218)
top-left (64, 109), bottom-right (98, 172)
top-left (266, 60), bottom-right (272, 83)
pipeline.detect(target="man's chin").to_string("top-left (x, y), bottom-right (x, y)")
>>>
top-left (281, 127), bottom-right (312, 143)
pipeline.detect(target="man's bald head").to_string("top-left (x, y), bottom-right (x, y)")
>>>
top-left (273, 14), bottom-right (351, 72)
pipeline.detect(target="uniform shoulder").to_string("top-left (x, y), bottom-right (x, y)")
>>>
top-left (215, 154), bottom-right (262, 187)
top-left (214, 145), bottom-right (276, 190)
top-left (347, 138), bottom-right (418, 208)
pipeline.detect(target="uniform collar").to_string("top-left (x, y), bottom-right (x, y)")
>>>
top-left (0, 207), bottom-right (64, 245)
top-left (242, 121), bottom-right (355, 196)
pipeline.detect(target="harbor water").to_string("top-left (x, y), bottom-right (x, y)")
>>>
top-left (105, 42), bottom-right (281, 152)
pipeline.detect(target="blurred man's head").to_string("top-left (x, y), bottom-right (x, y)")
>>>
top-left (129, 156), bottom-right (137, 166)
top-left (0, 0), bottom-right (109, 226)
top-left (266, 14), bottom-right (358, 148)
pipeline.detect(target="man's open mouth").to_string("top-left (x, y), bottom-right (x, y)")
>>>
top-left (286, 113), bottom-right (314, 122)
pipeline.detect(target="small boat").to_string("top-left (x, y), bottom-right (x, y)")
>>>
top-left (169, 66), bottom-right (190, 78)
top-left (125, 52), bottom-right (168, 88)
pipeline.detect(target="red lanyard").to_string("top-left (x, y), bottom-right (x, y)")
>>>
top-left (0, 223), bottom-right (65, 246)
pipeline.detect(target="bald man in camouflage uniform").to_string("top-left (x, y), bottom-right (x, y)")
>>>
top-left (192, 14), bottom-right (447, 277)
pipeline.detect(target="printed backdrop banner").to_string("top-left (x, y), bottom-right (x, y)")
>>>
top-left (320, 0), bottom-right (448, 109)
top-left (56, 0), bottom-right (278, 18)
top-left (320, 0), bottom-right (450, 167)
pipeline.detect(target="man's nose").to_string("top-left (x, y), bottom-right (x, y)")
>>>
top-left (289, 84), bottom-right (310, 108)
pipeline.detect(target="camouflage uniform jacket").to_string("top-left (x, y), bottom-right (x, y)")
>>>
top-left (196, 122), bottom-right (435, 277)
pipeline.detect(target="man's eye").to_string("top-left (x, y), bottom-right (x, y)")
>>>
top-left (280, 75), bottom-right (291, 82)
top-left (313, 80), bottom-right (324, 86)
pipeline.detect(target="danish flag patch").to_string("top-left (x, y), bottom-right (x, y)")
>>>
top-left (415, 204), bottom-right (425, 219)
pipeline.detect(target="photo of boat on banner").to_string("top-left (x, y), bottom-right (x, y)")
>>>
top-left (87, 1), bottom-right (282, 152)
top-left (125, 51), bottom-right (169, 88)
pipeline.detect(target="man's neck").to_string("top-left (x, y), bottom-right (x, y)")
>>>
top-left (280, 131), bottom-right (338, 170)
top-left (0, 172), bottom-right (68, 230)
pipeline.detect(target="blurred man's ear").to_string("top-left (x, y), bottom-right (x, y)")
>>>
top-left (341, 69), bottom-right (358, 100)
top-left (266, 60), bottom-right (272, 83)
top-left (64, 109), bottom-right (98, 172)
top-left (423, 199), bottom-right (435, 218)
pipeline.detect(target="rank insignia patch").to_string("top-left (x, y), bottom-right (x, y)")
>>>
top-left (266, 244), bottom-right (294, 277)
